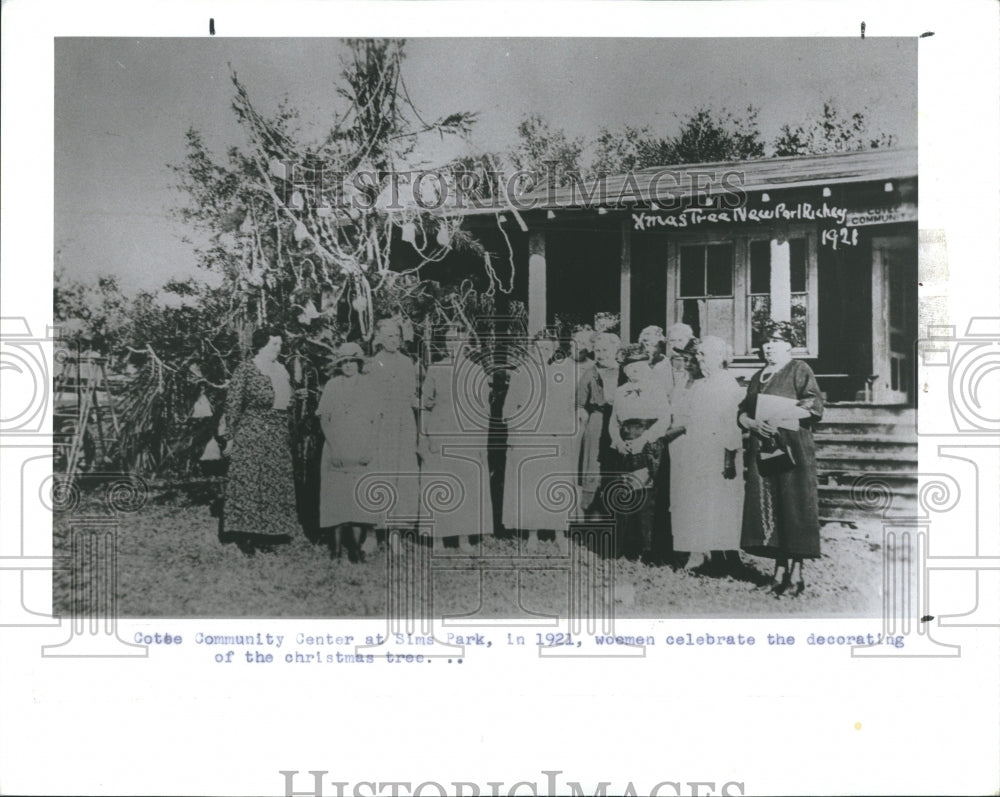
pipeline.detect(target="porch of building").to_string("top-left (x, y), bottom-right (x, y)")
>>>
top-left (455, 148), bottom-right (919, 524)
top-left (813, 404), bottom-right (917, 525)
top-left (525, 218), bottom-right (919, 523)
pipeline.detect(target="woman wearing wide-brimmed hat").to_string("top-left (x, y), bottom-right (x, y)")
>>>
top-left (739, 321), bottom-right (824, 596)
top-left (315, 341), bottom-right (379, 561)
top-left (419, 324), bottom-right (492, 553)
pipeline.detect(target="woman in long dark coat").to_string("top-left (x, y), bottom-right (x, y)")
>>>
top-left (739, 323), bottom-right (824, 596)
top-left (223, 328), bottom-right (301, 554)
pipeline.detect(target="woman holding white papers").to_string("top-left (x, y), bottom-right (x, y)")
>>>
top-left (738, 322), bottom-right (824, 597)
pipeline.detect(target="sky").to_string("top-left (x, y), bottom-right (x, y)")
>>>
top-left (54, 37), bottom-right (917, 293)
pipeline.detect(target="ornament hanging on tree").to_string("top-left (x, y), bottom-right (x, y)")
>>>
top-left (436, 225), bottom-right (451, 247)
top-left (401, 222), bottom-right (416, 245)
top-left (297, 299), bottom-right (319, 325)
top-left (200, 437), bottom-right (222, 462)
top-left (321, 284), bottom-right (341, 311)
top-left (293, 221), bottom-right (309, 243)
top-left (269, 158), bottom-right (286, 179)
top-left (191, 390), bottom-right (214, 419)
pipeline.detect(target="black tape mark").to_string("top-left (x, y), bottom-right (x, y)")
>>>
top-left (920, 615), bottom-right (935, 623)
top-left (860, 21), bottom-right (865, 39)
top-left (920, 31), bottom-right (935, 38)
top-left (209, 18), bottom-right (215, 36)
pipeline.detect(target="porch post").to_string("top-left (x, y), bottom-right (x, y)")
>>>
top-left (620, 218), bottom-right (631, 342)
top-left (769, 237), bottom-right (792, 323)
top-left (528, 229), bottom-right (546, 334)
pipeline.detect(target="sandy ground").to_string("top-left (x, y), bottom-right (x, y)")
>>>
top-left (53, 489), bottom-right (892, 620)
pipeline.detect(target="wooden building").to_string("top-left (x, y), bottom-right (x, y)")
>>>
top-left (466, 146), bottom-right (918, 405)
top-left (457, 147), bottom-right (919, 520)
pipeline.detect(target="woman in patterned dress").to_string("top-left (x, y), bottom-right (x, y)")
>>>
top-left (222, 328), bottom-right (301, 554)
top-left (739, 323), bottom-right (824, 597)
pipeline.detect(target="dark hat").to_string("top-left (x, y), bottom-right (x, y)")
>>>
top-left (763, 320), bottom-right (795, 344)
top-left (617, 343), bottom-right (650, 366)
top-left (674, 337), bottom-right (701, 358)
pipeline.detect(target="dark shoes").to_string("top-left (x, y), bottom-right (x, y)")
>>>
top-left (765, 573), bottom-right (806, 598)
top-left (766, 572), bottom-right (792, 596)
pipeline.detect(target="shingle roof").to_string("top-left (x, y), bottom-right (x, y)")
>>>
top-left (454, 146), bottom-right (917, 216)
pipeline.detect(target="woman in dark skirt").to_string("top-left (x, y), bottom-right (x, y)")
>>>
top-left (637, 326), bottom-right (675, 564)
top-left (222, 328), bottom-right (301, 554)
top-left (576, 332), bottom-right (623, 520)
top-left (608, 344), bottom-right (673, 561)
top-left (739, 322), bottom-right (824, 596)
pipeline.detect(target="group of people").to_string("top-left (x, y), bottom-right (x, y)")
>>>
top-left (221, 316), bottom-right (824, 597)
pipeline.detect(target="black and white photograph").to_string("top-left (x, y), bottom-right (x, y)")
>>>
top-left (51, 36), bottom-right (919, 618)
top-left (3, 3), bottom-right (999, 795)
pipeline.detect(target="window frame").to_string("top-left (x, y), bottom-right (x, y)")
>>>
top-left (665, 224), bottom-right (819, 358)
top-left (677, 241), bottom-right (736, 300)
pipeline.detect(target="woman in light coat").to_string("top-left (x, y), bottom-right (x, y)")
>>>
top-left (316, 342), bottom-right (379, 561)
top-left (420, 325), bottom-right (493, 553)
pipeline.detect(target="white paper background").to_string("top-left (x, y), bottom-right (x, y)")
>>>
top-left (1, 2), bottom-right (998, 795)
